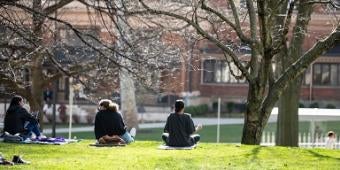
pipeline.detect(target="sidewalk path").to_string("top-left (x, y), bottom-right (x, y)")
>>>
top-left (44, 118), bottom-right (255, 134)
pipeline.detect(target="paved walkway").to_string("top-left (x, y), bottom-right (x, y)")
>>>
top-left (43, 118), bottom-right (254, 134)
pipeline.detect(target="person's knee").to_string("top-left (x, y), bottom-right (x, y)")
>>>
top-left (195, 135), bottom-right (200, 142)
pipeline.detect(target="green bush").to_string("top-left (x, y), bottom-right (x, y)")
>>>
top-left (226, 102), bottom-right (235, 113)
top-left (309, 102), bottom-right (319, 108)
top-left (325, 104), bottom-right (336, 109)
top-left (299, 103), bottom-right (305, 108)
top-left (184, 104), bottom-right (209, 116)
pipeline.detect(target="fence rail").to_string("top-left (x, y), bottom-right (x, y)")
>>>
top-left (261, 131), bottom-right (340, 148)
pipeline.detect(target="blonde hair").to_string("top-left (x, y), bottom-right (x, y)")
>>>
top-left (109, 102), bottom-right (119, 112)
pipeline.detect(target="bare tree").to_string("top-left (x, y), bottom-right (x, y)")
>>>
top-left (100, 0), bottom-right (340, 145)
top-left (1, 0), bottom-right (182, 129)
top-left (0, 0), bottom-right (77, 129)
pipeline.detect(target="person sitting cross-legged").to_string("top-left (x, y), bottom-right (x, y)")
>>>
top-left (162, 99), bottom-right (203, 147)
top-left (4, 95), bottom-right (44, 141)
top-left (94, 99), bottom-right (135, 145)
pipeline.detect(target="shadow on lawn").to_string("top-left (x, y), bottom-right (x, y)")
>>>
top-left (245, 146), bottom-right (263, 161)
top-left (307, 150), bottom-right (340, 161)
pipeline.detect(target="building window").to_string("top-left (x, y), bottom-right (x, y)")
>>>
top-left (310, 63), bottom-right (340, 86)
top-left (203, 59), bottom-right (245, 84)
top-left (58, 77), bottom-right (66, 91)
top-left (324, 40), bottom-right (340, 56)
top-left (59, 27), bottom-right (99, 47)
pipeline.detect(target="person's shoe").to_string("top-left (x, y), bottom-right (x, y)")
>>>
top-left (37, 134), bottom-right (47, 140)
top-left (130, 127), bottom-right (137, 138)
top-left (12, 155), bottom-right (30, 164)
top-left (0, 155), bottom-right (14, 166)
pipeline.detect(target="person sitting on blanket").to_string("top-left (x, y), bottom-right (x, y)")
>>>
top-left (3, 95), bottom-right (44, 141)
top-left (162, 99), bottom-right (203, 147)
top-left (94, 99), bottom-right (135, 144)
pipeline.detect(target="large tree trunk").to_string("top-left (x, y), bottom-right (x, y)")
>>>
top-left (30, 0), bottom-right (45, 129)
top-left (30, 54), bottom-right (45, 129)
top-left (241, 85), bottom-right (264, 145)
top-left (242, 113), bottom-right (263, 145)
top-left (276, 0), bottom-right (312, 147)
top-left (119, 70), bottom-right (139, 129)
top-left (276, 78), bottom-right (301, 146)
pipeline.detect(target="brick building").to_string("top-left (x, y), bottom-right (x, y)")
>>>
top-left (2, 1), bottom-right (340, 112)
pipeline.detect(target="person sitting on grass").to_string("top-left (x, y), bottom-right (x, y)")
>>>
top-left (162, 99), bottom-right (203, 147)
top-left (94, 99), bottom-right (135, 144)
top-left (325, 131), bottom-right (336, 149)
top-left (4, 95), bottom-right (44, 141)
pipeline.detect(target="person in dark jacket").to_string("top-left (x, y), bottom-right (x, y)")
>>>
top-left (94, 99), bottom-right (135, 144)
top-left (162, 99), bottom-right (203, 147)
top-left (4, 95), bottom-right (42, 140)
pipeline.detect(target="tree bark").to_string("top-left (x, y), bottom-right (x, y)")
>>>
top-left (241, 84), bottom-right (264, 145)
top-left (31, 0), bottom-right (45, 130)
top-left (276, 0), bottom-right (312, 147)
top-left (276, 79), bottom-right (301, 146)
top-left (115, 0), bottom-right (139, 130)
top-left (119, 70), bottom-right (139, 129)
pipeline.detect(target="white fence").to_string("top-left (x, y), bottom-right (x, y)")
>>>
top-left (261, 131), bottom-right (340, 148)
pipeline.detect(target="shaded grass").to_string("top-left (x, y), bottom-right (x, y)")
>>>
top-left (0, 141), bottom-right (340, 169)
top-left (54, 121), bottom-right (340, 143)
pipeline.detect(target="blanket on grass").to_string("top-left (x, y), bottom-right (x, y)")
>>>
top-left (23, 137), bottom-right (79, 145)
top-left (89, 143), bottom-right (126, 147)
top-left (0, 135), bottom-right (79, 145)
top-left (158, 144), bottom-right (196, 150)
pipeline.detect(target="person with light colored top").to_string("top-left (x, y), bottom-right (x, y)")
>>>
top-left (325, 131), bottom-right (336, 149)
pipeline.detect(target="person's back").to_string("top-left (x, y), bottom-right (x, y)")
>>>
top-left (4, 105), bottom-right (37, 135)
top-left (162, 100), bottom-right (202, 147)
top-left (94, 99), bottom-right (134, 144)
top-left (95, 109), bottom-right (126, 139)
top-left (165, 112), bottom-right (195, 146)
top-left (4, 95), bottom-right (41, 140)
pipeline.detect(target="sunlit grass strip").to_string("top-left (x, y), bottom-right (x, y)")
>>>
top-left (0, 140), bottom-right (340, 169)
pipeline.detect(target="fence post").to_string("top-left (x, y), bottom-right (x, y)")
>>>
top-left (262, 131), bottom-right (265, 144)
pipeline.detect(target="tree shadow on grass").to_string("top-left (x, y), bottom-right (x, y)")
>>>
top-left (245, 146), bottom-right (263, 161)
top-left (307, 150), bottom-right (340, 161)
top-left (242, 146), bottom-right (264, 168)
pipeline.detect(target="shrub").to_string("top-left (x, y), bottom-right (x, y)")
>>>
top-left (325, 104), bottom-right (336, 109)
top-left (309, 102), bottom-right (319, 108)
top-left (226, 102), bottom-right (235, 113)
top-left (184, 104), bottom-right (209, 116)
top-left (299, 103), bottom-right (305, 108)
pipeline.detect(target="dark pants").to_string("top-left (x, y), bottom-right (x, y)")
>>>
top-left (162, 133), bottom-right (200, 146)
top-left (22, 121), bottom-right (41, 140)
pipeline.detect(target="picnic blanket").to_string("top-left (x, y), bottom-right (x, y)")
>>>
top-left (89, 143), bottom-right (126, 147)
top-left (158, 144), bottom-right (197, 150)
top-left (0, 135), bottom-right (79, 145)
top-left (22, 137), bottom-right (79, 145)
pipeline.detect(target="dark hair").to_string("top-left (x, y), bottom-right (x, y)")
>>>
top-left (9, 95), bottom-right (23, 108)
top-left (175, 100), bottom-right (185, 113)
top-left (328, 131), bottom-right (335, 137)
top-left (99, 99), bottom-right (111, 110)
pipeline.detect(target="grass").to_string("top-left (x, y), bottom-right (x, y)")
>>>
top-left (0, 140), bottom-right (340, 169)
top-left (54, 121), bottom-right (340, 143)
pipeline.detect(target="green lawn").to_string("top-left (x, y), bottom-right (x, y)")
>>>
top-left (54, 121), bottom-right (340, 143)
top-left (0, 140), bottom-right (339, 169)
